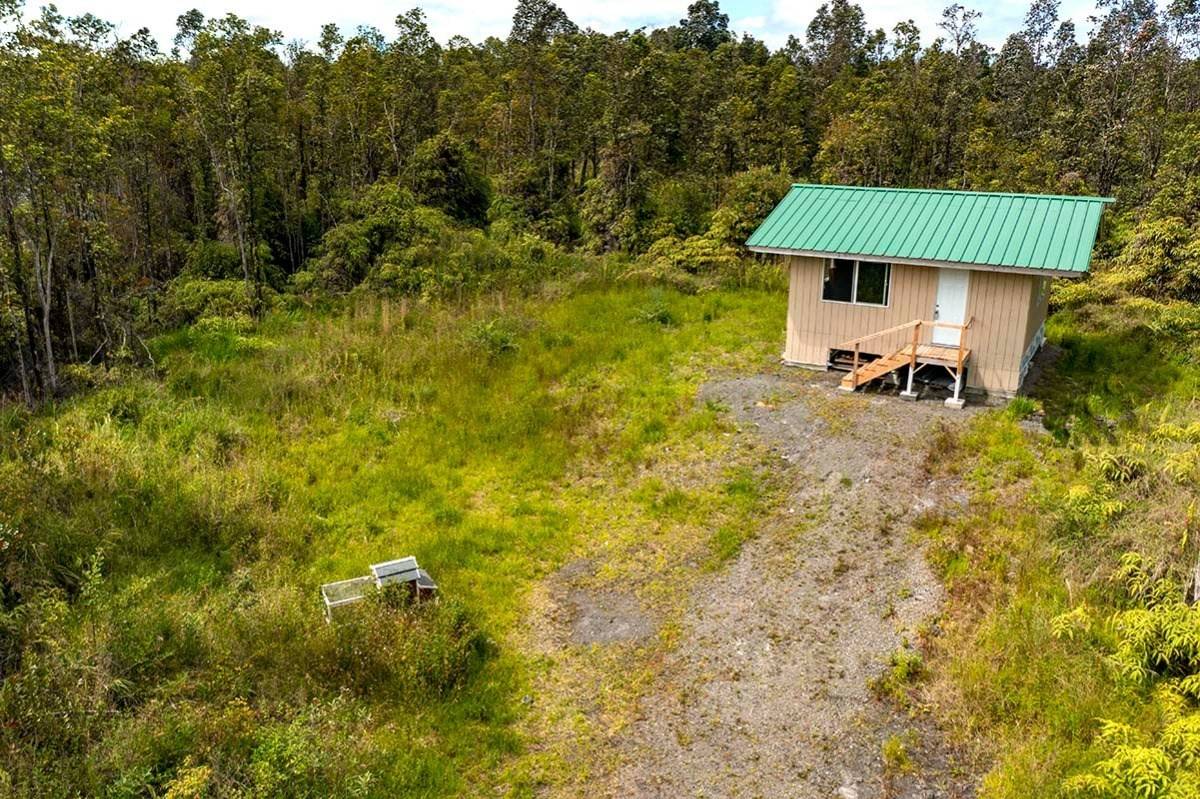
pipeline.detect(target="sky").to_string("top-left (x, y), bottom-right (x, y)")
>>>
top-left (37, 0), bottom-right (1105, 52)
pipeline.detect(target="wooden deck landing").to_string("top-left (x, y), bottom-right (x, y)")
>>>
top-left (898, 343), bottom-right (967, 365)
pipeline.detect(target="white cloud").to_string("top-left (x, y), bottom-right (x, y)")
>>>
top-left (746, 0), bottom-right (1102, 50)
top-left (39, 0), bottom-right (686, 49)
top-left (34, 0), bottom-right (1103, 52)
top-left (733, 15), bottom-right (768, 29)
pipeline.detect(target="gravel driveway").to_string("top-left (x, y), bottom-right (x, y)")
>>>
top-left (601, 373), bottom-right (981, 798)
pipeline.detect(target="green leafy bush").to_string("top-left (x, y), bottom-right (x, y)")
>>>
top-left (641, 234), bottom-right (741, 275)
top-left (159, 278), bottom-right (260, 328)
top-left (407, 133), bottom-right (491, 225)
top-left (706, 167), bottom-right (792, 249)
top-left (869, 646), bottom-right (925, 704)
top-left (645, 176), bottom-right (713, 239)
top-left (297, 181), bottom-right (576, 299)
top-left (464, 317), bottom-right (523, 359)
top-left (184, 239), bottom-right (244, 280)
top-left (1054, 483), bottom-right (1126, 539)
top-left (303, 184), bottom-right (424, 291)
top-left (629, 168), bottom-right (791, 292)
top-left (1063, 555), bottom-right (1200, 797)
top-left (634, 294), bottom-right (677, 326)
top-left (882, 731), bottom-right (917, 774)
top-left (1060, 219), bottom-right (1200, 309)
top-left (1063, 715), bottom-right (1200, 798)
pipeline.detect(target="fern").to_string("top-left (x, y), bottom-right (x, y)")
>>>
top-left (1058, 484), bottom-right (1127, 538)
top-left (1053, 604), bottom-right (1096, 641)
top-left (1161, 715), bottom-right (1200, 768)
top-left (1093, 448), bottom-right (1151, 485)
top-left (1065, 742), bottom-right (1177, 798)
top-left (1067, 557), bottom-right (1200, 797)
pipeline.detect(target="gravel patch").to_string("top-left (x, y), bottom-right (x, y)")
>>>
top-left (602, 371), bottom-right (980, 798)
top-left (566, 588), bottom-right (656, 645)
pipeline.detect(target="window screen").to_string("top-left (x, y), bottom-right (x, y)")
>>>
top-left (822, 258), bottom-right (855, 302)
top-left (855, 261), bottom-right (890, 305)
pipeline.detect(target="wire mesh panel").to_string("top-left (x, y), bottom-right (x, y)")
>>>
top-left (320, 576), bottom-right (374, 621)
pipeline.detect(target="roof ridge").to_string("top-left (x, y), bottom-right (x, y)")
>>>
top-left (789, 183), bottom-right (1115, 203)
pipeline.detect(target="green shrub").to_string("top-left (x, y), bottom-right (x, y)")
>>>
top-left (882, 731), bottom-right (916, 774)
top-left (1055, 556), bottom-right (1200, 796)
top-left (1054, 483), bottom-right (1125, 539)
top-left (1006, 396), bottom-right (1041, 420)
top-left (646, 176), bottom-right (713, 239)
top-left (1093, 450), bottom-right (1151, 486)
top-left (300, 181), bottom-right (576, 300)
top-left (329, 592), bottom-right (489, 698)
top-left (635, 295), bottom-right (676, 326)
top-left (159, 278), bottom-right (260, 328)
top-left (641, 234), bottom-right (741, 275)
top-left (407, 133), bottom-right (491, 225)
top-left (184, 239), bottom-right (244, 280)
top-left (706, 167), bottom-right (792, 249)
top-left (302, 184), bottom-right (423, 291)
top-left (464, 317), bottom-right (523, 359)
top-left (870, 647), bottom-right (925, 704)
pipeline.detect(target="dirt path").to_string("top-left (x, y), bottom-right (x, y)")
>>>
top-left (600, 373), bottom-right (981, 798)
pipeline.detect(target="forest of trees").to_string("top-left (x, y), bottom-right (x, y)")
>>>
top-left (2, 0), bottom-right (1200, 405)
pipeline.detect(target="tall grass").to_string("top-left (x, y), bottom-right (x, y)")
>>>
top-left (918, 295), bottom-right (1200, 798)
top-left (0, 284), bottom-right (783, 796)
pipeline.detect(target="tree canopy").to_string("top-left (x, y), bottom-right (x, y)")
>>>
top-left (2, 0), bottom-right (1200, 403)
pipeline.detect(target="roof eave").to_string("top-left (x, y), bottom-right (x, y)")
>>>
top-left (786, 183), bottom-right (1117, 204)
top-left (747, 246), bottom-right (1089, 279)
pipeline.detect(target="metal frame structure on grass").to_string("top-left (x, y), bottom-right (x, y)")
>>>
top-left (320, 556), bottom-right (438, 621)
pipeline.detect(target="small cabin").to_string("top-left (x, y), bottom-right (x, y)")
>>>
top-left (747, 184), bottom-right (1111, 405)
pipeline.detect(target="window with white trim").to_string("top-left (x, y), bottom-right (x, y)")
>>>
top-left (821, 258), bottom-right (890, 306)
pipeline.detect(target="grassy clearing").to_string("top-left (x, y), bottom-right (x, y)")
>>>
top-left (916, 297), bottom-right (1200, 797)
top-left (0, 283), bottom-right (785, 796)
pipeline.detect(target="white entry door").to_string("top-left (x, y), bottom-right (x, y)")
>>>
top-left (933, 268), bottom-right (970, 347)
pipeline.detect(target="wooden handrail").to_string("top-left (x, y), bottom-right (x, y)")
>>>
top-left (836, 319), bottom-right (921, 350)
top-left (840, 315), bottom-right (977, 390)
top-left (956, 316), bottom-right (974, 374)
top-left (836, 316), bottom-right (973, 351)
top-left (925, 317), bottom-right (973, 331)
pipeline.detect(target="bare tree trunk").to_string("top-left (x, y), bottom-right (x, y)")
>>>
top-left (11, 319), bottom-right (33, 407)
top-left (3, 217), bottom-right (43, 399)
top-left (31, 234), bottom-right (58, 393)
top-left (383, 100), bottom-right (404, 173)
top-left (0, 158), bottom-right (44, 399)
top-left (65, 285), bottom-right (79, 361)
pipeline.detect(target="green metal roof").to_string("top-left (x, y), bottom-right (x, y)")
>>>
top-left (747, 184), bottom-right (1113, 274)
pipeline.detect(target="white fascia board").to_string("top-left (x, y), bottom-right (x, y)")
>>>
top-left (748, 246), bottom-right (1087, 280)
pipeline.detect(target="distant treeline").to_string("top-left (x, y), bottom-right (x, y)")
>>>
top-left (2, 0), bottom-right (1199, 403)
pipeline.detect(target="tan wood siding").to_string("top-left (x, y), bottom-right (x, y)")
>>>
top-left (785, 255), bottom-right (1040, 394)
top-left (964, 270), bottom-right (1033, 394)
top-left (785, 256), bottom-right (939, 365)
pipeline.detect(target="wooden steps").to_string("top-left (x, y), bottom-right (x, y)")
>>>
top-left (839, 350), bottom-right (911, 389)
top-left (834, 318), bottom-right (974, 404)
top-left (839, 344), bottom-right (972, 391)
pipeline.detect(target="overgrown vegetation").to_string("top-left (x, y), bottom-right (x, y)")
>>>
top-left (3, 0), bottom-right (1200, 794)
top-left (4, 0), bottom-right (1199, 405)
top-left (908, 293), bottom-right (1200, 797)
top-left (0, 284), bottom-right (783, 795)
